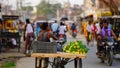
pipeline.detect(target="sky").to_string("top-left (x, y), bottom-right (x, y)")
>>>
top-left (3, 0), bottom-right (84, 9)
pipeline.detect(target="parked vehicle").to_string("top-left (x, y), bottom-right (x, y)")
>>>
top-left (0, 15), bottom-right (21, 52)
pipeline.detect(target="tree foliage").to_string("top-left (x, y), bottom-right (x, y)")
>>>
top-left (21, 6), bottom-right (33, 11)
top-left (36, 0), bottom-right (62, 19)
top-left (100, 0), bottom-right (119, 15)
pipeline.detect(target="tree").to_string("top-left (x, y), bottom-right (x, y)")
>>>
top-left (21, 6), bottom-right (33, 11)
top-left (100, 0), bottom-right (119, 15)
top-left (36, 0), bottom-right (62, 19)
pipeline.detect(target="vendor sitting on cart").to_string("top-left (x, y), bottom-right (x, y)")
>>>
top-left (37, 22), bottom-right (58, 68)
top-left (96, 20), bottom-right (117, 53)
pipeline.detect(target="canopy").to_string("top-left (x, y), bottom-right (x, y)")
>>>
top-left (60, 17), bottom-right (68, 21)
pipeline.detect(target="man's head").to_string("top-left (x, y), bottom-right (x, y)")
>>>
top-left (88, 20), bottom-right (92, 25)
top-left (103, 20), bottom-right (109, 29)
top-left (26, 19), bottom-right (30, 24)
top-left (55, 20), bottom-right (57, 23)
top-left (60, 22), bottom-right (64, 25)
top-left (41, 22), bottom-right (48, 30)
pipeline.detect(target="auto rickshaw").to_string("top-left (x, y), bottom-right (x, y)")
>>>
top-left (0, 15), bottom-right (21, 52)
top-left (111, 15), bottom-right (120, 54)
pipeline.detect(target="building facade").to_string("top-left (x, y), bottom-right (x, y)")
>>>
top-left (98, 0), bottom-right (120, 9)
top-left (82, 0), bottom-right (120, 20)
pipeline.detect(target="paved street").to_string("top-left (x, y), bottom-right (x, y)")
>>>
top-left (16, 33), bottom-right (120, 68)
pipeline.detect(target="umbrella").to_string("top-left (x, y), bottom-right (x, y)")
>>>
top-left (60, 17), bottom-right (68, 21)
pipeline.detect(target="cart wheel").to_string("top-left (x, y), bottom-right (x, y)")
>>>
top-left (74, 58), bottom-right (82, 68)
top-left (53, 57), bottom-right (62, 68)
top-left (78, 59), bottom-right (82, 68)
top-left (35, 58), bottom-right (37, 68)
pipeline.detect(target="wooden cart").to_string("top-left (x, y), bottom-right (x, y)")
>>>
top-left (31, 53), bottom-right (86, 68)
top-left (31, 41), bottom-right (86, 68)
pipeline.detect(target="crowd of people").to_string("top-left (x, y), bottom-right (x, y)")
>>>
top-left (82, 18), bottom-right (118, 53)
top-left (22, 19), bottom-right (71, 68)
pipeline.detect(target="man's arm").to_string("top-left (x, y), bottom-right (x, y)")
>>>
top-left (48, 31), bottom-right (58, 40)
top-left (111, 30), bottom-right (117, 40)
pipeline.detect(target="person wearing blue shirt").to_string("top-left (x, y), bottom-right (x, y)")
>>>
top-left (51, 20), bottom-right (59, 32)
top-left (35, 23), bottom-right (41, 37)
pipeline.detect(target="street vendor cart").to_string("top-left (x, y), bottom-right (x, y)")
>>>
top-left (0, 15), bottom-right (21, 52)
top-left (31, 41), bottom-right (86, 68)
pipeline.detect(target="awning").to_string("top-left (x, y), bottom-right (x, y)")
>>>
top-left (97, 11), bottom-right (112, 17)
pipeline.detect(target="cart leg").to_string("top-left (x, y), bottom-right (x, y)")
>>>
top-left (74, 58), bottom-right (77, 68)
top-left (18, 38), bottom-right (21, 52)
top-left (35, 58), bottom-right (37, 68)
top-left (78, 59), bottom-right (82, 68)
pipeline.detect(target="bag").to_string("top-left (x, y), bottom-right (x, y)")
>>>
top-left (89, 33), bottom-right (92, 40)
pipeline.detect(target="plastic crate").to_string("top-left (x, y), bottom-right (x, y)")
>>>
top-left (32, 41), bottom-right (57, 53)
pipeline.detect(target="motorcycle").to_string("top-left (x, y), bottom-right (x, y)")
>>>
top-left (72, 29), bottom-right (77, 38)
top-left (96, 38), bottom-right (114, 66)
top-left (53, 31), bottom-right (59, 38)
top-left (56, 34), bottom-right (67, 51)
top-left (59, 34), bottom-right (67, 44)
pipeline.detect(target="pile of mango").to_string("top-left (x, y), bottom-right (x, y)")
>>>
top-left (63, 41), bottom-right (89, 55)
top-left (8, 30), bottom-right (18, 33)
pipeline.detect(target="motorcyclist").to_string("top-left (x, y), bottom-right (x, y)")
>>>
top-left (51, 20), bottom-right (59, 37)
top-left (58, 22), bottom-right (67, 42)
top-left (96, 20), bottom-right (117, 53)
top-left (71, 23), bottom-right (76, 32)
top-left (71, 23), bottom-right (77, 38)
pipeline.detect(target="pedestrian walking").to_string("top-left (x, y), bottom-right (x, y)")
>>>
top-left (86, 20), bottom-right (93, 45)
top-left (23, 19), bottom-right (35, 54)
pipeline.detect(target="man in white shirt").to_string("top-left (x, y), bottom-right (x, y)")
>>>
top-left (58, 23), bottom-right (67, 35)
top-left (58, 22), bottom-right (67, 42)
top-left (96, 22), bottom-right (101, 34)
top-left (86, 21), bottom-right (93, 44)
top-left (24, 19), bottom-right (34, 53)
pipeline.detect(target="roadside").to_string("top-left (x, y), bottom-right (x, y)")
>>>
top-left (0, 41), bottom-right (26, 68)
top-left (16, 33), bottom-right (86, 68)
